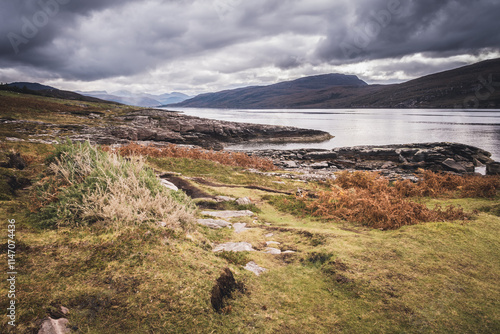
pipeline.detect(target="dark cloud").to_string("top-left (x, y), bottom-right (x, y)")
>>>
top-left (315, 0), bottom-right (500, 63)
top-left (0, 0), bottom-right (498, 92)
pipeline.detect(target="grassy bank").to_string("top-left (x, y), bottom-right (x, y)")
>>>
top-left (1, 141), bottom-right (499, 333)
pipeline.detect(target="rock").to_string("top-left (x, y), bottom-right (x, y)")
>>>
top-left (160, 179), bottom-right (179, 191)
top-left (265, 248), bottom-right (282, 255)
top-left (38, 318), bottom-right (70, 334)
top-left (233, 223), bottom-right (250, 233)
top-left (244, 261), bottom-right (267, 276)
top-left (310, 161), bottom-right (330, 169)
top-left (201, 210), bottom-right (255, 219)
top-left (236, 197), bottom-right (252, 205)
top-left (197, 219), bottom-right (231, 229)
top-left (215, 196), bottom-right (236, 202)
top-left (213, 242), bottom-right (255, 252)
top-left (442, 158), bottom-right (467, 173)
top-left (265, 233), bottom-right (274, 238)
top-left (282, 250), bottom-right (296, 254)
top-left (486, 162), bottom-right (500, 175)
top-left (282, 161), bottom-right (299, 168)
top-left (266, 241), bottom-right (280, 246)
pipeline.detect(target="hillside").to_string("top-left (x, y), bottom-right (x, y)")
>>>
top-left (173, 58), bottom-right (500, 109)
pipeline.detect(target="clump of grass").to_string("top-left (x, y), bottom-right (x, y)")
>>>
top-left (104, 142), bottom-right (277, 171)
top-left (30, 140), bottom-right (195, 229)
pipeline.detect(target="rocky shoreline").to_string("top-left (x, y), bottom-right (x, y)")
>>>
top-left (71, 109), bottom-right (333, 150)
top-left (244, 142), bottom-right (500, 177)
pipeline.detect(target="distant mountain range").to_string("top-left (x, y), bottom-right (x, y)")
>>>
top-left (173, 58), bottom-right (500, 109)
top-left (76, 90), bottom-right (191, 107)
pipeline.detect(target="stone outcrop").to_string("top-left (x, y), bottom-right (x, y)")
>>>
top-left (73, 109), bottom-right (332, 150)
top-left (248, 142), bottom-right (495, 176)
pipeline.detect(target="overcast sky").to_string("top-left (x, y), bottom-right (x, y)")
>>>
top-left (1, 0), bottom-right (499, 95)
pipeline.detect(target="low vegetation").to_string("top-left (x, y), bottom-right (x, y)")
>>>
top-left (1, 138), bottom-right (499, 333)
top-left (31, 140), bottom-right (195, 229)
top-left (105, 142), bottom-right (277, 171)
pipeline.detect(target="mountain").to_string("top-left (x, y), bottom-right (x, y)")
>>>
top-left (77, 90), bottom-right (191, 107)
top-left (2, 82), bottom-right (118, 104)
top-left (173, 73), bottom-right (367, 108)
top-left (173, 58), bottom-right (500, 109)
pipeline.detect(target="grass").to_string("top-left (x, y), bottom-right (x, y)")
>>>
top-left (1, 139), bottom-right (499, 333)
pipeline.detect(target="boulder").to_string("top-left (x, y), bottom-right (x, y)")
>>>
top-left (38, 318), bottom-right (70, 334)
top-left (244, 261), bottom-right (267, 276)
top-left (232, 223), bottom-right (250, 233)
top-left (197, 219), bottom-right (231, 229)
top-left (265, 248), bottom-right (282, 255)
top-left (236, 197), bottom-right (252, 205)
top-left (201, 210), bottom-right (254, 219)
top-left (486, 162), bottom-right (500, 175)
top-left (213, 242), bottom-right (255, 252)
top-left (442, 158), bottom-right (467, 173)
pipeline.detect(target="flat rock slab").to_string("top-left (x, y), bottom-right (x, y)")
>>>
top-left (213, 242), bottom-right (255, 252)
top-left (38, 317), bottom-right (70, 334)
top-left (201, 210), bottom-right (255, 219)
top-left (197, 219), bottom-right (231, 229)
top-left (265, 248), bottom-right (282, 255)
top-left (266, 241), bottom-right (281, 246)
top-left (244, 261), bottom-right (267, 276)
top-left (233, 223), bottom-right (250, 233)
top-left (160, 179), bottom-right (179, 191)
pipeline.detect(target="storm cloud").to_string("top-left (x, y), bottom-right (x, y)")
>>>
top-left (0, 0), bottom-right (499, 94)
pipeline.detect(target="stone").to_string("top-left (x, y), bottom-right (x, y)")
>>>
top-left (233, 223), bottom-right (250, 233)
top-left (282, 161), bottom-right (299, 168)
top-left (442, 158), bottom-right (467, 173)
top-left (265, 248), bottom-right (282, 255)
top-left (236, 197), bottom-right (252, 205)
top-left (215, 195), bottom-right (236, 202)
top-left (486, 162), bottom-right (500, 175)
top-left (38, 318), bottom-right (70, 334)
top-left (310, 162), bottom-right (330, 169)
top-left (197, 219), bottom-right (231, 229)
top-left (213, 242), bottom-right (255, 252)
top-left (160, 179), bottom-right (179, 191)
top-left (282, 250), bottom-right (296, 254)
top-left (244, 261), bottom-right (267, 276)
top-left (265, 233), bottom-right (274, 238)
top-left (266, 241), bottom-right (280, 246)
top-left (201, 210), bottom-right (255, 219)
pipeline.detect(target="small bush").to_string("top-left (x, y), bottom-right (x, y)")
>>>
top-left (31, 140), bottom-right (195, 229)
top-left (104, 142), bottom-right (277, 171)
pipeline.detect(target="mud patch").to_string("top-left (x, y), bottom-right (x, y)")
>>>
top-left (210, 268), bottom-right (245, 313)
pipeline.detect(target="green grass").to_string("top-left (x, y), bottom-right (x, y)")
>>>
top-left (1, 140), bottom-right (499, 333)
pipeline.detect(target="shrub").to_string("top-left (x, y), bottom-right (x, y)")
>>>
top-left (31, 140), bottom-right (195, 229)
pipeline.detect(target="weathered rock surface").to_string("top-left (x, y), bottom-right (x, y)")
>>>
top-left (233, 223), bottom-right (251, 233)
top-left (213, 242), bottom-right (255, 252)
top-left (197, 219), bottom-right (232, 229)
top-left (248, 142), bottom-right (495, 176)
top-left (202, 210), bottom-right (255, 219)
top-left (244, 261), bottom-right (267, 276)
top-left (486, 162), bottom-right (500, 175)
top-left (71, 109), bottom-right (332, 150)
top-left (38, 317), bottom-right (70, 334)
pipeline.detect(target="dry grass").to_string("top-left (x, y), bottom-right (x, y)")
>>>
top-left (104, 142), bottom-right (277, 171)
top-left (299, 171), bottom-right (500, 230)
top-left (31, 140), bottom-right (195, 229)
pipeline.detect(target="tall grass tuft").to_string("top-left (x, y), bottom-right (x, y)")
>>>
top-left (31, 140), bottom-right (195, 229)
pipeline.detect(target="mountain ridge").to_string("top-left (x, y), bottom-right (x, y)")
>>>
top-left (173, 58), bottom-right (500, 109)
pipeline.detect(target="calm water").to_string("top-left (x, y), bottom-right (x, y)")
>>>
top-left (163, 108), bottom-right (500, 161)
